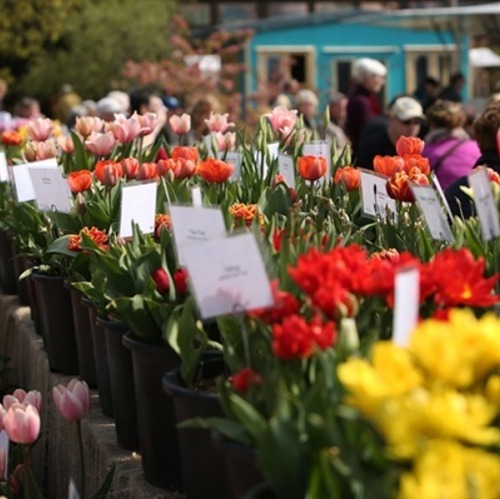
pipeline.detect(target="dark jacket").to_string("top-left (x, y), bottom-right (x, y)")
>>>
top-left (346, 85), bottom-right (378, 155)
top-left (444, 150), bottom-right (500, 219)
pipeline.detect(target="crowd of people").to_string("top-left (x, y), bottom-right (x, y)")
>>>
top-left (1, 57), bottom-right (499, 221)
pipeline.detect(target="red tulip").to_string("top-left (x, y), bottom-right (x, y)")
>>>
top-left (152, 267), bottom-right (170, 294)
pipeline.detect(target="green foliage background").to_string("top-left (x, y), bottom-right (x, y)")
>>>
top-left (1, 0), bottom-right (176, 109)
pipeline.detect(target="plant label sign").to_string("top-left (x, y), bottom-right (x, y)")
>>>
top-left (392, 265), bottom-right (420, 348)
top-left (278, 153), bottom-right (296, 189)
top-left (11, 158), bottom-right (58, 203)
top-left (169, 204), bottom-right (227, 265)
top-left (28, 166), bottom-right (72, 213)
top-left (191, 185), bottom-right (202, 208)
top-left (303, 140), bottom-right (331, 185)
top-left (119, 181), bottom-right (157, 238)
top-left (0, 152), bottom-right (8, 183)
top-left (182, 232), bottom-right (273, 319)
top-left (430, 172), bottom-right (453, 220)
top-left (410, 184), bottom-right (453, 242)
top-left (253, 142), bottom-right (280, 179)
top-left (218, 151), bottom-right (242, 182)
top-left (359, 168), bottom-right (397, 220)
top-left (468, 168), bottom-right (500, 241)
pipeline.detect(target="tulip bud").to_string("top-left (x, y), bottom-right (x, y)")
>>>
top-left (75, 193), bottom-right (87, 215)
top-left (53, 379), bottom-right (90, 422)
top-left (338, 318), bottom-right (360, 355)
top-left (151, 268), bottom-right (170, 294)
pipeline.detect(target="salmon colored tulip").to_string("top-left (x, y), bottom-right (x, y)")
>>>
top-left (94, 160), bottom-right (123, 186)
top-left (334, 166), bottom-right (360, 192)
top-left (172, 146), bottom-right (198, 162)
top-left (26, 117), bottom-right (54, 142)
top-left (53, 379), bottom-right (90, 422)
top-left (157, 158), bottom-right (181, 179)
top-left (67, 170), bottom-right (93, 193)
top-left (395, 136), bottom-right (425, 156)
top-left (121, 157), bottom-right (140, 179)
top-left (75, 116), bottom-right (104, 138)
top-left (136, 162), bottom-right (158, 181)
top-left (298, 155), bottom-right (327, 182)
top-left (169, 114), bottom-right (191, 135)
top-left (373, 155), bottom-right (405, 177)
top-left (85, 132), bottom-right (116, 157)
top-left (25, 139), bottom-right (57, 161)
top-left (197, 158), bottom-right (234, 183)
top-left (57, 135), bottom-right (75, 154)
top-left (204, 112), bottom-right (235, 133)
top-left (214, 131), bottom-right (236, 151)
top-left (4, 403), bottom-right (40, 444)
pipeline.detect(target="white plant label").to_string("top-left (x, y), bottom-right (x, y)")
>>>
top-left (119, 181), bottom-right (157, 238)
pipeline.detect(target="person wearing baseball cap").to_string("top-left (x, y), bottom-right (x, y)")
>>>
top-left (355, 96), bottom-right (425, 169)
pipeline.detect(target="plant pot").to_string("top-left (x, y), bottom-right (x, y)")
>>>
top-left (212, 431), bottom-right (264, 499)
top-left (162, 355), bottom-right (227, 499)
top-left (123, 331), bottom-right (182, 490)
top-left (99, 317), bottom-right (139, 452)
top-left (82, 298), bottom-right (113, 417)
top-left (22, 257), bottom-right (42, 336)
top-left (30, 273), bottom-right (79, 374)
top-left (0, 229), bottom-right (17, 295)
top-left (10, 241), bottom-right (29, 306)
top-left (66, 283), bottom-right (97, 387)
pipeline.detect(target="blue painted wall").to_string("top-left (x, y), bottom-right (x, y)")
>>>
top-left (248, 20), bottom-right (468, 111)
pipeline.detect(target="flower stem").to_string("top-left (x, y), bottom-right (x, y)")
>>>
top-left (77, 420), bottom-right (85, 499)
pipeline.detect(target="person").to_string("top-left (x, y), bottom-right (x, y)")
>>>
top-left (439, 72), bottom-right (465, 103)
top-left (186, 94), bottom-right (221, 145)
top-left (53, 84), bottom-right (82, 124)
top-left (355, 96), bottom-right (425, 170)
top-left (445, 100), bottom-right (500, 219)
top-left (414, 76), bottom-right (440, 112)
top-left (346, 57), bottom-right (387, 156)
top-left (325, 92), bottom-right (349, 151)
top-left (161, 95), bottom-right (183, 145)
top-left (273, 79), bottom-right (300, 109)
top-left (12, 97), bottom-right (43, 128)
top-left (294, 88), bottom-right (319, 134)
top-left (95, 96), bottom-right (123, 122)
top-left (422, 100), bottom-right (480, 190)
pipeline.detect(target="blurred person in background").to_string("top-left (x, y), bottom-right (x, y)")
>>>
top-left (439, 72), bottom-right (465, 103)
top-left (422, 99), bottom-right (480, 190)
top-left (294, 88), bottom-right (319, 134)
top-left (325, 91), bottom-right (349, 151)
top-left (346, 57), bottom-right (387, 156)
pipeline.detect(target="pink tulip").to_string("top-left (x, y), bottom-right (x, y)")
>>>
top-left (26, 117), bottom-right (54, 142)
top-left (53, 379), bottom-right (90, 422)
top-left (34, 140), bottom-right (57, 161)
top-left (85, 132), bottom-right (116, 156)
top-left (138, 112), bottom-right (160, 137)
top-left (4, 403), bottom-right (40, 444)
top-left (169, 114), bottom-right (191, 135)
top-left (57, 135), bottom-right (75, 154)
top-left (265, 106), bottom-right (298, 133)
top-left (204, 112), bottom-right (234, 133)
top-left (3, 389), bottom-right (42, 412)
top-left (75, 116), bottom-right (104, 138)
top-left (214, 131), bottom-right (236, 152)
top-left (109, 113), bottom-right (142, 143)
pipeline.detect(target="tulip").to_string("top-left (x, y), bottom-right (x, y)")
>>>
top-left (169, 113), bottom-right (191, 135)
top-left (204, 112), bottom-right (234, 133)
top-left (75, 116), bottom-right (104, 138)
top-left (172, 146), bottom-right (198, 162)
top-left (136, 162), bottom-right (158, 181)
top-left (334, 166), bottom-right (360, 192)
top-left (403, 154), bottom-right (431, 176)
top-left (214, 131), bottom-right (236, 152)
top-left (298, 155), bottom-right (327, 182)
top-left (395, 136), bottom-right (425, 156)
top-left (1, 130), bottom-right (23, 146)
top-left (67, 170), bottom-right (93, 193)
top-left (94, 160), bottom-right (123, 186)
top-left (53, 379), bottom-right (90, 422)
top-left (264, 106), bottom-right (298, 133)
top-left (57, 135), bottom-right (75, 154)
top-left (157, 158), bottom-right (181, 178)
top-left (85, 131), bottom-right (116, 157)
top-left (174, 268), bottom-right (188, 295)
top-left (4, 403), bottom-right (40, 444)
top-left (3, 389), bottom-right (42, 412)
top-left (138, 112), bottom-right (160, 137)
top-left (373, 155), bottom-right (405, 177)
top-left (197, 158), bottom-right (234, 183)
top-left (177, 159), bottom-right (196, 180)
top-left (26, 117), bottom-right (54, 142)
top-left (152, 267), bottom-right (170, 294)
top-left (230, 367), bottom-right (262, 393)
top-left (121, 157), bottom-right (140, 179)
top-left (110, 113), bottom-right (142, 143)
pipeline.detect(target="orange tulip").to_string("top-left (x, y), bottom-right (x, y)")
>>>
top-left (229, 203), bottom-right (262, 227)
top-left (121, 157), bottom-right (140, 179)
top-left (1, 130), bottom-right (23, 146)
top-left (67, 170), bottom-right (93, 194)
top-left (333, 166), bottom-right (360, 191)
top-left (403, 154), bottom-right (430, 176)
top-left (172, 146), bottom-right (199, 162)
top-left (298, 155), bottom-right (327, 182)
top-left (386, 170), bottom-right (429, 202)
top-left (395, 136), bottom-right (425, 156)
top-left (94, 160), bottom-right (123, 186)
top-left (136, 162), bottom-right (158, 181)
top-left (197, 158), bottom-right (234, 183)
top-left (68, 227), bottom-right (109, 252)
top-left (373, 155), bottom-right (405, 177)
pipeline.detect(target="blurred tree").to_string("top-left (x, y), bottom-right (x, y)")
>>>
top-left (14, 0), bottom-right (175, 109)
top-left (0, 0), bottom-right (83, 82)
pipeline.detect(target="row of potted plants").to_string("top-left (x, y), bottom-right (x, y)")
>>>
top-left (0, 107), bottom-right (498, 498)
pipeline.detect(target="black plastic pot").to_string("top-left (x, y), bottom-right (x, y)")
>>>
top-left (162, 355), bottom-right (227, 499)
top-left (212, 431), bottom-right (264, 499)
top-left (22, 257), bottom-right (42, 336)
top-left (10, 241), bottom-right (29, 306)
top-left (66, 284), bottom-right (97, 387)
top-left (99, 317), bottom-right (139, 451)
top-left (123, 331), bottom-right (182, 490)
top-left (82, 298), bottom-right (113, 417)
top-left (0, 229), bottom-right (18, 295)
top-left (30, 273), bottom-right (79, 374)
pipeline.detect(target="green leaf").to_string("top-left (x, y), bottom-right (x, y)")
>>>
top-left (70, 130), bottom-right (89, 172)
top-left (90, 465), bottom-right (116, 499)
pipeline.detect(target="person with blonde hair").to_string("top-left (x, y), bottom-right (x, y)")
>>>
top-left (294, 89), bottom-right (319, 133)
top-left (422, 99), bottom-right (480, 189)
